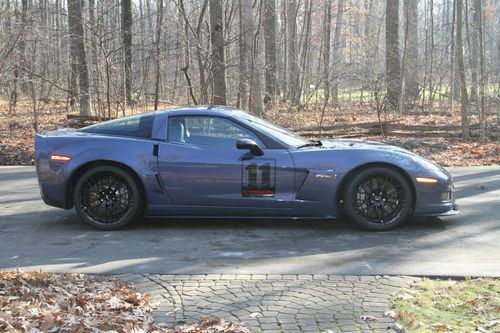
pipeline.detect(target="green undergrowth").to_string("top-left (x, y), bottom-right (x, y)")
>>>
top-left (391, 277), bottom-right (500, 332)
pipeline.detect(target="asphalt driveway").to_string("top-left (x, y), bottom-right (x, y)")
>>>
top-left (0, 166), bottom-right (498, 276)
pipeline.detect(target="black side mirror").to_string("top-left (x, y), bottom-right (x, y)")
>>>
top-left (236, 139), bottom-right (264, 156)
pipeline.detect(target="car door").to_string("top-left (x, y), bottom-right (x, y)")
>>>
top-left (157, 115), bottom-right (296, 212)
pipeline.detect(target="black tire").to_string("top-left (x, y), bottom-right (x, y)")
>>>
top-left (343, 167), bottom-right (413, 231)
top-left (74, 165), bottom-right (143, 230)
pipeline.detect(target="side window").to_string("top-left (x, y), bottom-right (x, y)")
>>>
top-left (168, 116), bottom-right (264, 148)
top-left (81, 115), bottom-right (153, 138)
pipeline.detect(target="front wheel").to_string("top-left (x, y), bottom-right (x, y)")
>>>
top-left (74, 165), bottom-right (143, 230)
top-left (343, 167), bottom-right (413, 231)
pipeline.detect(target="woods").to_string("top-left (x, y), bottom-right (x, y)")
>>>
top-left (0, 0), bottom-right (499, 142)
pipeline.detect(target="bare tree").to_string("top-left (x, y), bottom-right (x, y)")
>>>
top-left (386, 0), bottom-right (401, 111)
top-left (68, 0), bottom-right (91, 116)
top-left (286, 0), bottom-right (299, 105)
top-left (209, 0), bottom-right (227, 105)
top-left (449, 0), bottom-right (456, 113)
top-left (455, 0), bottom-right (470, 140)
top-left (322, 0), bottom-right (332, 108)
top-left (8, 0), bottom-right (28, 114)
top-left (249, 0), bottom-right (265, 114)
top-left (298, 0), bottom-right (312, 101)
top-left (403, 0), bottom-right (419, 103)
top-left (154, 0), bottom-right (164, 110)
top-left (121, 0), bottom-right (133, 105)
top-left (88, 0), bottom-right (101, 116)
top-left (472, 0), bottom-right (486, 141)
top-left (331, 0), bottom-right (345, 106)
top-left (318, 0), bottom-right (332, 131)
top-left (263, 0), bottom-right (277, 102)
top-left (238, 0), bottom-right (252, 109)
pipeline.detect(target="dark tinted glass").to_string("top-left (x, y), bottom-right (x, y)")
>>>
top-left (168, 116), bottom-right (263, 147)
top-left (81, 115), bottom-right (154, 138)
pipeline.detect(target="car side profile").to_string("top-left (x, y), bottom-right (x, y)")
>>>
top-left (35, 106), bottom-right (459, 231)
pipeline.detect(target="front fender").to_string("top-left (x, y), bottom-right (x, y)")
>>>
top-left (289, 148), bottom-right (419, 217)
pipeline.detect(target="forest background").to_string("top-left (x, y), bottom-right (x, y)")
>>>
top-left (0, 0), bottom-right (499, 166)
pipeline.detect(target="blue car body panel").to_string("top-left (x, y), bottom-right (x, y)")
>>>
top-left (35, 106), bottom-right (458, 219)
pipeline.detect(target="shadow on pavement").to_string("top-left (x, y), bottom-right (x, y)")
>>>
top-left (0, 166), bottom-right (498, 275)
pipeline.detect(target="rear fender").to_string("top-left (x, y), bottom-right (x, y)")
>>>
top-left (36, 136), bottom-right (170, 210)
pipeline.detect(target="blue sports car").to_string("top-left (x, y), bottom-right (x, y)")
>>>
top-left (35, 106), bottom-right (459, 231)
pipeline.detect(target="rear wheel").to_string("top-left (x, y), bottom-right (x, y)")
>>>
top-left (74, 165), bottom-right (143, 230)
top-left (343, 167), bottom-right (412, 231)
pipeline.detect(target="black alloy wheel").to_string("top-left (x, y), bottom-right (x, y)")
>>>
top-left (74, 165), bottom-right (143, 230)
top-left (343, 167), bottom-right (412, 231)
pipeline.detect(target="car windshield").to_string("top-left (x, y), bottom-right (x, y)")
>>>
top-left (237, 113), bottom-right (309, 148)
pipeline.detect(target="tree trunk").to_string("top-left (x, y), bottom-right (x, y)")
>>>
top-left (385, 0), bottom-right (401, 112)
top-left (9, 0), bottom-right (28, 114)
top-left (473, 0), bottom-right (486, 141)
top-left (455, 0), bottom-right (470, 140)
top-left (323, 0), bottom-right (332, 107)
top-left (239, 0), bottom-right (251, 109)
top-left (449, 0), bottom-right (456, 113)
top-left (286, 0), bottom-right (299, 105)
top-left (121, 0), bottom-right (133, 105)
top-left (196, 0), bottom-right (209, 104)
top-left (250, 0), bottom-right (265, 114)
top-left (154, 0), bottom-right (163, 110)
top-left (403, 0), bottom-right (419, 103)
top-left (281, 0), bottom-right (288, 98)
top-left (89, 0), bottom-right (101, 116)
top-left (263, 0), bottom-right (277, 102)
top-left (68, 0), bottom-right (91, 116)
top-left (319, 0), bottom-right (332, 131)
top-left (298, 0), bottom-right (312, 101)
top-left (427, 0), bottom-right (435, 111)
top-left (331, 0), bottom-right (344, 106)
top-left (209, 0), bottom-right (227, 105)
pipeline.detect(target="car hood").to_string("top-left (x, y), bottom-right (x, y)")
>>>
top-left (313, 139), bottom-right (448, 174)
top-left (318, 139), bottom-right (416, 155)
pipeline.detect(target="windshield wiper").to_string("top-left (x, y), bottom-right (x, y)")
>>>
top-left (297, 140), bottom-right (322, 149)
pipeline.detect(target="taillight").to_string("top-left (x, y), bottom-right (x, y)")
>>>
top-left (50, 154), bottom-right (71, 161)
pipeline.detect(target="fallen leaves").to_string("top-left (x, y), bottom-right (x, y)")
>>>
top-left (371, 137), bottom-right (500, 167)
top-left (430, 322), bottom-right (453, 331)
top-left (125, 293), bottom-right (147, 306)
top-left (384, 310), bottom-right (397, 319)
top-left (40, 312), bottom-right (56, 333)
top-left (1, 102), bottom-right (499, 167)
top-left (265, 103), bottom-right (500, 167)
top-left (0, 270), bottom-right (252, 333)
top-left (397, 293), bottom-right (416, 302)
top-left (397, 309), bottom-right (416, 326)
top-left (0, 270), bottom-right (158, 332)
top-left (175, 317), bottom-right (251, 333)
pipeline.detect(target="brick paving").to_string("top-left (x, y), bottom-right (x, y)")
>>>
top-left (118, 274), bottom-right (419, 332)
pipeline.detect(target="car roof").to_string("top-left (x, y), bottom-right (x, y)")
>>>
top-left (147, 105), bottom-right (246, 117)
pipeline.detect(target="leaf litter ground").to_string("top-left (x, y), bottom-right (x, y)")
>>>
top-left (0, 270), bottom-right (251, 333)
top-left (0, 101), bottom-right (498, 166)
